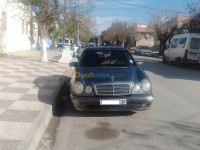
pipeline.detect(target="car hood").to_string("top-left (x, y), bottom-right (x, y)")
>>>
top-left (74, 66), bottom-right (147, 85)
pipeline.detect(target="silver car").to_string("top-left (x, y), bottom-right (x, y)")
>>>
top-left (135, 46), bottom-right (153, 56)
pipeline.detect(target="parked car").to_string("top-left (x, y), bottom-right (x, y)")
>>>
top-left (135, 46), bottom-right (153, 56)
top-left (163, 33), bottom-right (200, 66)
top-left (70, 46), bottom-right (154, 111)
top-left (77, 43), bottom-right (96, 57)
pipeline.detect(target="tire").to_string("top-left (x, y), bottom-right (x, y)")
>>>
top-left (176, 58), bottom-right (184, 67)
top-left (163, 55), bottom-right (167, 64)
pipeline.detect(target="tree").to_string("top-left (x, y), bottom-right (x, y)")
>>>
top-left (6, 0), bottom-right (59, 62)
top-left (103, 21), bottom-right (138, 48)
top-left (8, 0), bottom-right (94, 62)
top-left (186, 0), bottom-right (200, 33)
top-left (49, 13), bottom-right (94, 45)
top-left (150, 10), bottom-right (179, 55)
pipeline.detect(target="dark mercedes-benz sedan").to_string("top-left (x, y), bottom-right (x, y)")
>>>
top-left (70, 46), bottom-right (154, 111)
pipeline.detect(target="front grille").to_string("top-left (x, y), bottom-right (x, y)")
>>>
top-left (95, 83), bottom-right (131, 96)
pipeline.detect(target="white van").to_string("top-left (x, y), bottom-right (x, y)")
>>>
top-left (56, 38), bottom-right (71, 50)
top-left (163, 33), bottom-right (200, 66)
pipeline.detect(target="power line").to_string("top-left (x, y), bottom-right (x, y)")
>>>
top-left (97, 0), bottom-right (187, 14)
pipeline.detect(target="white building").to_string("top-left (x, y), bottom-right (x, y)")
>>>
top-left (0, 0), bottom-right (36, 53)
top-left (134, 23), bottom-right (155, 48)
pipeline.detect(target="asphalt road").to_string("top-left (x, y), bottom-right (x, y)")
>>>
top-left (37, 55), bottom-right (200, 150)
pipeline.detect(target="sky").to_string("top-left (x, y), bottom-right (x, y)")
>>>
top-left (94, 0), bottom-right (197, 34)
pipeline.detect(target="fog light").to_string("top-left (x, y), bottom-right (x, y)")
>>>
top-left (85, 86), bottom-right (92, 93)
top-left (141, 104), bottom-right (147, 108)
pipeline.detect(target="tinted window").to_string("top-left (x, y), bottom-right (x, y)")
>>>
top-left (88, 44), bottom-right (95, 47)
top-left (65, 40), bottom-right (69, 43)
top-left (141, 46), bottom-right (149, 49)
top-left (178, 38), bottom-right (187, 48)
top-left (190, 38), bottom-right (200, 49)
top-left (79, 50), bottom-right (135, 67)
top-left (171, 38), bottom-right (179, 48)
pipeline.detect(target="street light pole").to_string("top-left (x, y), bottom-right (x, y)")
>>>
top-left (78, 20), bottom-right (80, 45)
top-left (72, 0), bottom-right (77, 44)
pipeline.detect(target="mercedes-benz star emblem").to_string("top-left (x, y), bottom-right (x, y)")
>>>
top-left (110, 74), bottom-right (115, 81)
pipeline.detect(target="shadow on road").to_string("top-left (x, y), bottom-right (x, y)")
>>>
top-left (121, 119), bottom-right (200, 150)
top-left (135, 56), bottom-right (200, 81)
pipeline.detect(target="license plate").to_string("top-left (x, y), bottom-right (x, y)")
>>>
top-left (189, 53), bottom-right (198, 56)
top-left (100, 99), bottom-right (127, 105)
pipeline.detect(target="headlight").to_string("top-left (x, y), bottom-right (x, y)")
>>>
top-left (73, 81), bottom-right (84, 94)
top-left (133, 84), bottom-right (141, 92)
top-left (141, 79), bottom-right (151, 92)
top-left (85, 86), bottom-right (92, 94)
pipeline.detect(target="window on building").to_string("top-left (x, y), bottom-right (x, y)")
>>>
top-left (25, 22), bottom-right (28, 35)
top-left (178, 38), bottom-right (187, 48)
top-left (190, 38), bottom-right (200, 49)
top-left (21, 19), bottom-right (24, 34)
top-left (2, 11), bottom-right (7, 31)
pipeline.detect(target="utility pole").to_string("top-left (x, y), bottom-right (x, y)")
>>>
top-left (77, 20), bottom-right (80, 45)
top-left (72, 0), bottom-right (77, 44)
top-left (63, 0), bottom-right (66, 50)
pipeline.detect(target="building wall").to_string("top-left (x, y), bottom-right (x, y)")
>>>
top-left (134, 23), bottom-right (155, 48)
top-left (136, 33), bottom-right (155, 48)
top-left (0, 1), bottom-right (34, 53)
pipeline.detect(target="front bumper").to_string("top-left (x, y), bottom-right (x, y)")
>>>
top-left (71, 94), bottom-right (154, 111)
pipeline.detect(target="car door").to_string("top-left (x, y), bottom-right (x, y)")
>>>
top-left (187, 36), bottom-right (200, 62)
top-left (169, 38), bottom-right (179, 61)
top-left (177, 37), bottom-right (187, 58)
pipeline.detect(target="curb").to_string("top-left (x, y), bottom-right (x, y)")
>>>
top-left (16, 72), bottom-right (70, 150)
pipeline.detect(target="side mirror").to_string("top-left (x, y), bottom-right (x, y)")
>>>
top-left (69, 62), bottom-right (78, 68)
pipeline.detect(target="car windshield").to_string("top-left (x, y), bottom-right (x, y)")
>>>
top-left (140, 46), bottom-right (149, 49)
top-left (79, 50), bottom-right (136, 67)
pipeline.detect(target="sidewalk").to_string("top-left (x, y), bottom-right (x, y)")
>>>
top-left (0, 50), bottom-right (72, 150)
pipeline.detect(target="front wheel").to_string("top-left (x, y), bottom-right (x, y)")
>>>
top-left (176, 58), bottom-right (184, 67)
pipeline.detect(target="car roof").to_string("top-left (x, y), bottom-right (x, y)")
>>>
top-left (85, 46), bottom-right (127, 51)
top-left (172, 33), bottom-right (200, 39)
